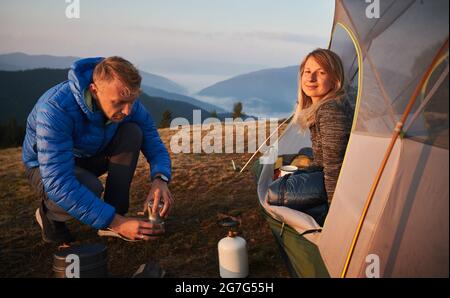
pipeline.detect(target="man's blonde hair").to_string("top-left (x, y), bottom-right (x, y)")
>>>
top-left (93, 56), bottom-right (142, 96)
top-left (294, 48), bottom-right (346, 129)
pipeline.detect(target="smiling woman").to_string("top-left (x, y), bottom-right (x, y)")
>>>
top-left (293, 48), bottom-right (353, 203)
top-left (302, 58), bottom-right (334, 104)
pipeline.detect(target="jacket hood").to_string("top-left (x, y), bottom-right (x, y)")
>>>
top-left (68, 57), bottom-right (104, 119)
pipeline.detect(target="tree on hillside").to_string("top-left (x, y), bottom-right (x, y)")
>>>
top-left (0, 118), bottom-right (25, 149)
top-left (159, 110), bottom-right (172, 128)
top-left (232, 102), bottom-right (243, 119)
top-left (210, 110), bottom-right (218, 118)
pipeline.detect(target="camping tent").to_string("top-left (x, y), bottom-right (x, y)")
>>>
top-left (256, 0), bottom-right (449, 277)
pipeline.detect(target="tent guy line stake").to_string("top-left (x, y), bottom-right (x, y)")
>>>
top-left (231, 160), bottom-right (237, 171)
top-left (341, 39), bottom-right (449, 278)
top-left (239, 114), bottom-right (294, 174)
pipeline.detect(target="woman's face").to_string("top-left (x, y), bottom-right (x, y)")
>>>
top-left (301, 56), bottom-right (333, 103)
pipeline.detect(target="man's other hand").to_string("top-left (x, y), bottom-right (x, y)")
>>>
top-left (142, 178), bottom-right (174, 218)
top-left (109, 214), bottom-right (164, 241)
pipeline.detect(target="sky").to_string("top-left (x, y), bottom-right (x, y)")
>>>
top-left (0, 0), bottom-right (335, 92)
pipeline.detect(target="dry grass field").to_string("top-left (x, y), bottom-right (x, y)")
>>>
top-left (0, 123), bottom-right (290, 278)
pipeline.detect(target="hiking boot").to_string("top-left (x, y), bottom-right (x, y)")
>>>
top-left (35, 201), bottom-right (75, 244)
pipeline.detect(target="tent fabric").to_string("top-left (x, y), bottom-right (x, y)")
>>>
top-left (405, 54), bottom-right (449, 149)
top-left (359, 139), bottom-right (449, 277)
top-left (347, 0), bottom-right (449, 136)
top-left (329, 24), bottom-right (360, 108)
top-left (405, 64), bottom-right (448, 134)
top-left (318, 133), bottom-right (401, 277)
top-left (261, 207), bottom-right (329, 278)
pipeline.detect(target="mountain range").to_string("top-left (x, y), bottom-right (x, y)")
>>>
top-left (0, 52), bottom-right (188, 96)
top-left (0, 52), bottom-right (302, 119)
top-left (0, 52), bottom-right (225, 114)
top-left (0, 68), bottom-right (213, 127)
top-left (0, 52), bottom-right (79, 71)
top-left (197, 65), bottom-right (299, 117)
top-left (140, 85), bottom-right (225, 113)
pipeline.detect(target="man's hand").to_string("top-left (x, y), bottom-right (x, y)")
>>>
top-left (142, 178), bottom-right (174, 218)
top-left (109, 214), bottom-right (164, 241)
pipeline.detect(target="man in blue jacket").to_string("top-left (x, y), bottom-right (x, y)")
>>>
top-left (22, 56), bottom-right (174, 243)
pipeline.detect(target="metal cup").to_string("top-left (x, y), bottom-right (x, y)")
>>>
top-left (147, 201), bottom-right (165, 226)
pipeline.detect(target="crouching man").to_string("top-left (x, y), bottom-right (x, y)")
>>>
top-left (22, 56), bottom-right (174, 244)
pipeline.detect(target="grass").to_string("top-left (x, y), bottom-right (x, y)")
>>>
top-left (0, 124), bottom-right (290, 278)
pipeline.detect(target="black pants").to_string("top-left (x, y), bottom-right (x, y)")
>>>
top-left (25, 122), bottom-right (143, 222)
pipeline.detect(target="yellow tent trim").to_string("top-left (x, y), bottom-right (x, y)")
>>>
top-left (322, 22), bottom-right (364, 230)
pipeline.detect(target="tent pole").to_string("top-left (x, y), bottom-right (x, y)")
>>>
top-left (239, 114), bottom-right (294, 173)
top-left (341, 39), bottom-right (449, 278)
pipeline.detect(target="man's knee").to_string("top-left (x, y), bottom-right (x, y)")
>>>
top-left (45, 168), bottom-right (103, 222)
top-left (118, 122), bottom-right (143, 148)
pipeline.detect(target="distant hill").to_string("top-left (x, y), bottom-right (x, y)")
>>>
top-left (0, 68), bottom-right (211, 128)
top-left (139, 71), bottom-right (187, 95)
top-left (197, 65), bottom-right (299, 116)
top-left (141, 84), bottom-right (225, 113)
top-left (0, 52), bottom-right (188, 95)
top-left (0, 62), bottom-right (25, 71)
top-left (0, 68), bottom-right (69, 127)
top-left (0, 52), bottom-right (79, 70)
top-left (135, 94), bottom-right (210, 125)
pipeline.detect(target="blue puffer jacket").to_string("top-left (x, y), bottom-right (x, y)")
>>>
top-left (22, 57), bottom-right (172, 229)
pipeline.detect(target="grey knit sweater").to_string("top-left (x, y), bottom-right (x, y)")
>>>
top-left (309, 98), bottom-right (353, 204)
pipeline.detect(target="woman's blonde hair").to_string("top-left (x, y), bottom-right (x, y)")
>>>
top-left (294, 48), bottom-right (346, 129)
